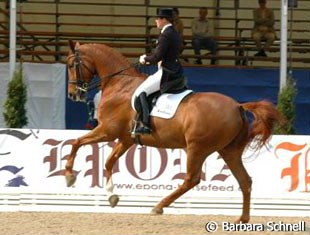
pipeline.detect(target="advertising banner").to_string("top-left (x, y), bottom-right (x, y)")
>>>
top-left (0, 129), bottom-right (309, 214)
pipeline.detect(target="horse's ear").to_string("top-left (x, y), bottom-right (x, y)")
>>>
top-left (69, 40), bottom-right (75, 52)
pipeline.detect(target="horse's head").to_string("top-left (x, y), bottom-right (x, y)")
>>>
top-left (66, 40), bottom-right (96, 102)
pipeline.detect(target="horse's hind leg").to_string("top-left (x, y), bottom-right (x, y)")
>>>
top-left (151, 146), bottom-right (209, 215)
top-left (105, 141), bottom-right (133, 207)
top-left (65, 128), bottom-right (110, 187)
top-left (219, 146), bottom-right (252, 223)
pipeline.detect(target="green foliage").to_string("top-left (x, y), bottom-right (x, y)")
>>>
top-left (3, 67), bottom-right (28, 128)
top-left (275, 77), bottom-right (297, 134)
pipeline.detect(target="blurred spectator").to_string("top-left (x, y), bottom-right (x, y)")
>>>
top-left (173, 7), bottom-right (188, 62)
top-left (191, 7), bottom-right (218, 65)
top-left (173, 7), bottom-right (184, 39)
top-left (252, 0), bottom-right (276, 57)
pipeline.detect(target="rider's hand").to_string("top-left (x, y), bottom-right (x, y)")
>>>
top-left (139, 54), bottom-right (146, 64)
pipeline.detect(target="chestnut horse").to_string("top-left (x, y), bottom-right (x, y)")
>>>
top-left (66, 41), bottom-right (281, 223)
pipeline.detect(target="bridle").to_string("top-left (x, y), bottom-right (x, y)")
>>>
top-left (67, 48), bottom-right (139, 94)
top-left (67, 48), bottom-right (96, 93)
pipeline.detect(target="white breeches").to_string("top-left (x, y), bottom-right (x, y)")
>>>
top-left (131, 68), bottom-right (163, 111)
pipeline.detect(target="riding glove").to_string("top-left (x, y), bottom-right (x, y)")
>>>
top-left (139, 54), bottom-right (146, 64)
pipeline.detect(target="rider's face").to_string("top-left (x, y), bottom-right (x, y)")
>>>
top-left (155, 17), bottom-right (166, 29)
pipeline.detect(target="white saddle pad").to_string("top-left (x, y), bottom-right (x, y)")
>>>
top-left (150, 90), bottom-right (193, 119)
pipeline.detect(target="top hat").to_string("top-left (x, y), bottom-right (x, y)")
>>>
top-left (172, 7), bottom-right (179, 15)
top-left (156, 8), bottom-right (174, 18)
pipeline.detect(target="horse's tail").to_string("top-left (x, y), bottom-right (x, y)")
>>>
top-left (240, 100), bottom-right (283, 151)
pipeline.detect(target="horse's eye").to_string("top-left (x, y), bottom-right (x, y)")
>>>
top-left (69, 63), bottom-right (74, 68)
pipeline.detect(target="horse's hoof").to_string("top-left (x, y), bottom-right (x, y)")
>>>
top-left (108, 194), bottom-right (119, 208)
top-left (150, 207), bottom-right (163, 215)
top-left (65, 174), bottom-right (76, 187)
top-left (235, 217), bottom-right (249, 224)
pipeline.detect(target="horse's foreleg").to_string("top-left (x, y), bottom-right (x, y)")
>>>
top-left (152, 148), bottom-right (207, 215)
top-left (65, 128), bottom-right (109, 187)
top-left (65, 138), bottom-right (81, 187)
top-left (220, 149), bottom-right (252, 224)
top-left (105, 141), bottom-right (133, 207)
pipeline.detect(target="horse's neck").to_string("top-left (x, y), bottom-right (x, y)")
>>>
top-left (93, 44), bottom-right (146, 100)
top-left (96, 63), bottom-right (146, 104)
top-left (103, 73), bottom-right (145, 97)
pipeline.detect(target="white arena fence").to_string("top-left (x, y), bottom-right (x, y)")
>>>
top-left (0, 128), bottom-right (309, 217)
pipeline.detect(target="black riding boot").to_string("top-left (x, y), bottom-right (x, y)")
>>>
top-left (134, 92), bottom-right (152, 135)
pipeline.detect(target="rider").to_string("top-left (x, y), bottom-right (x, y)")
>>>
top-left (133, 7), bottom-right (184, 135)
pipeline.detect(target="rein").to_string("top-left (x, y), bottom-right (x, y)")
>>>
top-left (86, 62), bottom-right (139, 92)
